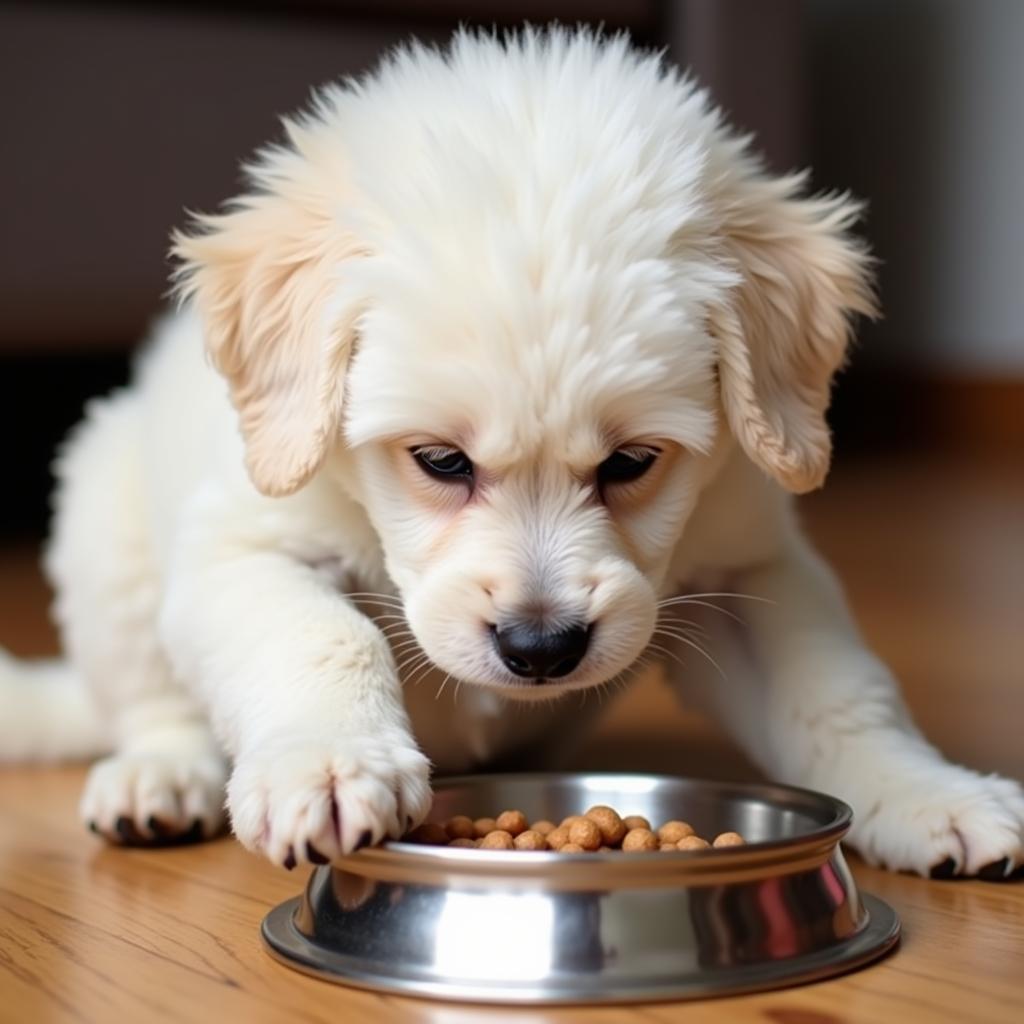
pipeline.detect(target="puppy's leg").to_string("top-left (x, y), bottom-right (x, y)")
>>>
top-left (663, 535), bottom-right (1024, 878)
top-left (159, 489), bottom-right (431, 869)
top-left (47, 393), bottom-right (227, 843)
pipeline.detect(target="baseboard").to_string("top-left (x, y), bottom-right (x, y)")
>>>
top-left (830, 369), bottom-right (1024, 457)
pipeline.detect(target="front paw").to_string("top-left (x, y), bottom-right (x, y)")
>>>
top-left (81, 750), bottom-right (228, 845)
top-left (848, 765), bottom-right (1024, 879)
top-left (227, 734), bottom-right (432, 868)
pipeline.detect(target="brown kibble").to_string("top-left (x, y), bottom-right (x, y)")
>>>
top-left (479, 830), bottom-right (515, 850)
top-left (514, 830), bottom-right (549, 851)
top-left (429, 806), bottom-right (735, 857)
top-left (677, 835), bottom-right (711, 851)
top-left (495, 810), bottom-right (529, 837)
top-left (405, 822), bottom-right (448, 845)
top-left (658, 820), bottom-right (696, 844)
top-left (444, 815), bottom-right (476, 841)
top-left (585, 805), bottom-right (627, 846)
top-left (568, 817), bottom-right (602, 851)
top-left (621, 827), bottom-right (659, 852)
top-left (403, 819), bottom-right (448, 843)
top-left (546, 825), bottom-right (571, 850)
top-left (713, 831), bottom-right (746, 848)
top-left (622, 815), bottom-right (651, 831)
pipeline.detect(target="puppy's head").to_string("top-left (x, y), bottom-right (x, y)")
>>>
top-left (174, 35), bottom-right (874, 700)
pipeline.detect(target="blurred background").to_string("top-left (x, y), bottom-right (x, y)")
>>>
top-left (0, 1), bottom-right (1020, 778)
top-left (2, 0), bottom-right (1022, 535)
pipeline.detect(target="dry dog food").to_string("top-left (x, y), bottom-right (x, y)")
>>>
top-left (404, 804), bottom-right (747, 853)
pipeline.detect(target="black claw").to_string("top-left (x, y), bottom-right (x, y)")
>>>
top-left (929, 856), bottom-right (959, 879)
top-left (306, 841), bottom-right (329, 865)
top-left (978, 857), bottom-right (1012, 881)
top-left (283, 846), bottom-right (297, 871)
top-left (92, 813), bottom-right (208, 849)
top-left (147, 815), bottom-right (181, 838)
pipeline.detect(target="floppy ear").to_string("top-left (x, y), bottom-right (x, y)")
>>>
top-left (710, 170), bottom-right (877, 493)
top-left (171, 141), bottom-right (366, 497)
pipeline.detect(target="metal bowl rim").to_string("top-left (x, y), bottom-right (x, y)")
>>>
top-left (345, 771), bottom-right (853, 877)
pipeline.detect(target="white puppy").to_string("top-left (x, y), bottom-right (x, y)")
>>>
top-left (2, 29), bottom-right (1021, 877)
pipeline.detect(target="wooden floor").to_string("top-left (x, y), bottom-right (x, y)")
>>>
top-left (1, 451), bottom-right (1022, 1023)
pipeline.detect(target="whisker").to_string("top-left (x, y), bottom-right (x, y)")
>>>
top-left (604, 665), bottom-right (633, 699)
top-left (599, 669), bottom-right (624, 701)
top-left (630, 655), bottom-right (651, 675)
top-left (396, 644), bottom-right (426, 663)
top-left (435, 673), bottom-right (452, 701)
top-left (659, 598), bottom-right (746, 626)
top-left (391, 640), bottom-right (422, 657)
top-left (398, 651), bottom-right (432, 676)
top-left (378, 622), bottom-right (414, 636)
top-left (406, 666), bottom-right (435, 690)
top-left (657, 591), bottom-right (774, 607)
top-left (397, 654), bottom-right (432, 677)
top-left (653, 625), bottom-right (709, 645)
top-left (645, 641), bottom-right (690, 672)
top-left (398, 665), bottom-right (427, 685)
top-left (656, 615), bottom-right (711, 643)
top-left (389, 632), bottom-right (419, 646)
top-left (650, 631), bottom-right (727, 680)
top-left (655, 618), bottom-right (712, 643)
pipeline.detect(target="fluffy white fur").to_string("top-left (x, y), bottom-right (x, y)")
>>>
top-left (2, 29), bottom-right (1022, 876)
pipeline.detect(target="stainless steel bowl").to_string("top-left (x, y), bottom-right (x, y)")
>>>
top-left (262, 773), bottom-right (899, 1003)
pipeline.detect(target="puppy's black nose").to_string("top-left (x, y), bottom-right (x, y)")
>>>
top-left (492, 623), bottom-right (589, 679)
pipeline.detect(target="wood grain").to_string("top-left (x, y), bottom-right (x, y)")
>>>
top-left (1, 452), bottom-right (1022, 1023)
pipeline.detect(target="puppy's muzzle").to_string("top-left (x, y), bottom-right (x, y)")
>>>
top-left (491, 622), bottom-right (589, 681)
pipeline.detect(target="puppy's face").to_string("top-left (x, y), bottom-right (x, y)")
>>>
top-left (174, 37), bottom-right (873, 704)
top-left (337, 261), bottom-right (723, 699)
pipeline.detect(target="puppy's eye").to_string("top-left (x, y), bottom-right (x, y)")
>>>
top-left (411, 445), bottom-right (474, 482)
top-left (598, 446), bottom-right (659, 487)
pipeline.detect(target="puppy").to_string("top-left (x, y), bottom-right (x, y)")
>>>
top-left (2, 29), bottom-right (1021, 877)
